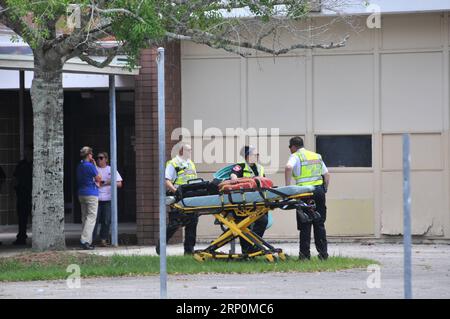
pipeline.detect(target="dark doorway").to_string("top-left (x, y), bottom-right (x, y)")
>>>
top-left (0, 89), bottom-right (136, 230)
top-left (64, 90), bottom-right (136, 224)
top-left (0, 90), bottom-right (32, 226)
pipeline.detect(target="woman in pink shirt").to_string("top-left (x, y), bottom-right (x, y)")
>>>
top-left (92, 152), bottom-right (123, 246)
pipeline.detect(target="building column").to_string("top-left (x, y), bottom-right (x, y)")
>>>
top-left (135, 42), bottom-right (182, 245)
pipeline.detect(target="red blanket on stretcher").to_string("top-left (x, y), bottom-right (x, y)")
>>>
top-left (218, 177), bottom-right (273, 193)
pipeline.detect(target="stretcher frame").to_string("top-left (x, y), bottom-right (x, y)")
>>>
top-left (171, 187), bottom-right (316, 262)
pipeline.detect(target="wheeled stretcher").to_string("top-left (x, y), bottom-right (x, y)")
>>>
top-left (168, 185), bottom-right (317, 262)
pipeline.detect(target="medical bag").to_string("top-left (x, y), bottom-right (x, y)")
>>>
top-left (175, 178), bottom-right (220, 200)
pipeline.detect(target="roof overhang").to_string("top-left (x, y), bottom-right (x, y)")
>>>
top-left (220, 0), bottom-right (450, 19)
top-left (0, 54), bottom-right (139, 75)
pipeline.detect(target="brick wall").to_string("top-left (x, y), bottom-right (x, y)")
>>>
top-left (135, 42), bottom-right (182, 245)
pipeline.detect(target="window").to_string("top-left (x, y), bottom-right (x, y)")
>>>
top-left (316, 135), bottom-right (372, 167)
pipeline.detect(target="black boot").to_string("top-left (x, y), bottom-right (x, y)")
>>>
top-left (299, 252), bottom-right (310, 261)
top-left (318, 253), bottom-right (329, 260)
top-left (12, 239), bottom-right (27, 246)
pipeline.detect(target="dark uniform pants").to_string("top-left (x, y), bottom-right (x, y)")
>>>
top-left (296, 186), bottom-right (328, 259)
top-left (166, 209), bottom-right (199, 253)
top-left (16, 189), bottom-right (32, 241)
top-left (239, 213), bottom-right (268, 254)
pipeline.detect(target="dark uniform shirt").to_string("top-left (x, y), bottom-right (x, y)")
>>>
top-left (0, 165), bottom-right (5, 191)
top-left (13, 159), bottom-right (32, 194)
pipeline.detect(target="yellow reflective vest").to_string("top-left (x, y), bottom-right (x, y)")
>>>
top-left (166, 158), bottom-right (197, 185)
top-left (239, 162), bottom-right (265, 178)
top-left (292, 149), bottom-right (324, 186)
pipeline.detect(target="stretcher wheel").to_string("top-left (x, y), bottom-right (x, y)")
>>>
top-left (278, 252), bottom-right (287, 261)
top-left (193, 253), bottom-right (206, 262)
top-left (265, 254), bottom-right (275, 263)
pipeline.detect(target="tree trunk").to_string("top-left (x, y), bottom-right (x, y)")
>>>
top-left (30, 49), bottom-right (66, 251)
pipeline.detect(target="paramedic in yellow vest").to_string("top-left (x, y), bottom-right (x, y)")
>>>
top-left (285, 136), bottom-right (330, 260)
top-left (156, 143), bottom-right (198, 255)
top-left (230, 145), bottom-right (268, 255)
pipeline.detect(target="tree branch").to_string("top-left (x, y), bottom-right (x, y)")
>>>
top-left (89, 4), bottom-right (146, 24)
top-left (0, 0), bottom-right (35, 40)
top-left (166, 28), bottom-right (349, 57)
top-left (54, 22), bottom-right (113, 57)
top-left (77, 46), bottom-right (119, 68)
top-left (53, 0), bottom-right (141, 57)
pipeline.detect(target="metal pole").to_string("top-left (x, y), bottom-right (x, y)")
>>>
top-left (402, 133), bottom-right (412, 299)
top-left (109, 75), bottom-right (118, 247)
top-left (19, 70), bottom-right (25, 159)
top-left (157, 47), bottom-right (167, 299)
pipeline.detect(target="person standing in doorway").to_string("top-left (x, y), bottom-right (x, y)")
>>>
top-left (0, 164), bottom-right (6, 246)
top-left (12, 145), bottom-right (33, 245)
top-left (93, 152), bottom-right (123, 247)
top-left (0, 165), bottom-right (6, 193)
top-left (77, 146), bottom-right (101, 250)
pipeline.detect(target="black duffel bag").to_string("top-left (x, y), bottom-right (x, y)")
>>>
top-left (176, 178), bottom-right (220, 199)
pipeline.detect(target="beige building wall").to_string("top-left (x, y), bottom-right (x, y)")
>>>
top-left (180, 13), bottom-right (450, 240)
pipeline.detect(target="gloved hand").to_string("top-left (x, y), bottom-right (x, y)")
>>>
top-left (174, 188), bottom-right (183, 201)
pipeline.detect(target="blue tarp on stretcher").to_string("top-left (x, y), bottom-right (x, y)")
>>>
top-left (175, 185), bottom-right (314, 208)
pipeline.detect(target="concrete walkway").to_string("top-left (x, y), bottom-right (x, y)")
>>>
top-left (0, 223), bottom-right (137, 257)
top-left (1, 243), bottom-right (450, 299)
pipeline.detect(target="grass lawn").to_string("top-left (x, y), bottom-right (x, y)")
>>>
top-left (0, 251), bottom-right (377, 282)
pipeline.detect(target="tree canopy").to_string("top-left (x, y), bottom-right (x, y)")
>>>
top-left (1, 0), bottom-right (349, 69)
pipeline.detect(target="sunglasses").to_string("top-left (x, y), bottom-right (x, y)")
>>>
top-left (97, 156), bottom-right (105, 160)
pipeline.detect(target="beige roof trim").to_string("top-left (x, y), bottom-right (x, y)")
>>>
top-left (0, 54), bottom-right (139, 75)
